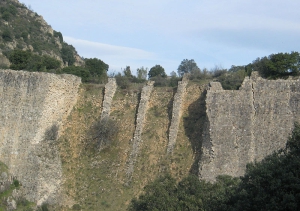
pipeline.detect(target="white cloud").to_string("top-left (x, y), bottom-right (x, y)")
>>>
top-left (64, 36), bottom-right (179, 72)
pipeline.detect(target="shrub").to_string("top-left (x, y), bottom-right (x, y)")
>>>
top-left (115, 74), bottom-right (130, 89)
top-left (2, 11), bottom-right (10, 21)
top-left (151, 75), bottom-right (169, 87)
top-left (89, 117), bottom-right (119, 150)
top-left (13, 179), bottom-right (20, 188)
top-left (61, 43), bottom-right (75, 66)
top-left (72, 204), bottom-right (81, 210)
top-left (61, 66), bottom-right (91, 82)
top-left (2, 29), bottom-right (13, 42)
top-left (8, 50), bottom-right (32, 70)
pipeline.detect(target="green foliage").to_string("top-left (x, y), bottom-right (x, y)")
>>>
top-left (129, 174), bottom-right (239, 211)
top-left (249, 51), bottom-right (300, 78)
top-left (61, 42), bottom-right (76, 66)
top-left (115, 73), bottom-right (131, 89)
top-left (2, 29), bottom-right (13, 42)
top-left (148, 65), bottom-right (166, 78)
top-left (85, 58), bottom-right (108, 83)
top-left (137, 66), bottom-right (148, 80)
top-left (223, 123), bottom-right (300, 211)
top-left (130, 124), bottom-right (300, 211)
top-left (123, 66), bottom-right (133, 78)
top-left (61, 66), bottom-right (91, 82)
top-left (13, 179), bottom-right (19, 188)
top-left (53, 30), bottom-right (63, 43)
top-left (2, 11), bottom-right (10, 21)
top-left (8, 50), bottom-right (31, 70)
top-left (178, 59), bottom-right (200, 77)
top-left (8, 50), bottom-right (61, 71)
top-left (129, 174), bottom-right (178, 211)
top-left (218, 69), bottom-right (247, 90)
top-left (169, 75), bottom-right (181, 87)
top-left (151, 75), bottom-right (169, 87)
top-left (88, 117), bottom-right (119, 150)
top-left (72, 204), bottom-right (81, 210)
top-left (0, 5), bottom-right (17, 21)
top-left (61, 58), bottom-right (108, 83)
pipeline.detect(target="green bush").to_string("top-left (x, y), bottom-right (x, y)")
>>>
top-left (8, 50), bottom-right (32, 70)
top-left (2, 29), bottom-right (13, 42)
top-left (9, 50), bottom-right (61, 72)
top-left (61, 66), bottom-right (91, 82)
top-left (115, 74), bottom-right (131, 89)
top-left (61, 43), bottom-right (75, 66)
top-left (13, 179), bottom-right (19, 188)
top-left (2, 11), bottom-right (10, 21)
top-left (72, 204), bottom-right (81, 210)
top-left (89, 117), bottom-right (119, 150)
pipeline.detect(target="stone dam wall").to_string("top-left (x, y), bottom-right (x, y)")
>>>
top-left (0, 70), bottom-right (81, 205)
top-left (126, 81), bottom-right (154, 182)
top-left (200, 72), bottom-right (300, 181)
top-left (167, 79), bottom-right (188, 153)
top-left (100, 78), bottom-right (117, 120)
top-left (2, 69), bottom-right (300, 208)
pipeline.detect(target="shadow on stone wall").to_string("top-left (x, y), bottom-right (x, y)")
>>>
top-left (167, 87), bottom-right (178, 136)
top-left (183, 89), bottom-right (207, 175)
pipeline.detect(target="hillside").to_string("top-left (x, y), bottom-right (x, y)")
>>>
top-left (0, 0), bottom-right (84, 68)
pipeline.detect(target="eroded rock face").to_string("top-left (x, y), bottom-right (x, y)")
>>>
top-left (200, 72), bottom-right (300, 181)
top-left (0, 70), bottom-right (81, 205)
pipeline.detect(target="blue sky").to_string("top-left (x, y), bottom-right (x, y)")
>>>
top-left (20, 0), bottom-right (300, 75)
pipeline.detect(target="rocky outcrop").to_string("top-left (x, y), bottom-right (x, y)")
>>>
top-left (167, 78), bottom-right (188, 153)
top-left (126, 81), bottom-right (154, 182)
top-left (0, 70), bottom-right (81, 205)
top-left (101, 78), bottom-right (117, 120)
top-left (200, 72), bottom-right (300, 181)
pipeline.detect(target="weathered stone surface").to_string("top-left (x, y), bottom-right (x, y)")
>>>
top-left (101, 78), bottom-right (117, 120)
top-left (200, 72), bottom-right (300, 181)
top-left (0, 70), bottom-right (81, 205)
top-left (167, 78), bottom-right (188, 153)
top-left (126, 81), bottom-right (154, 182)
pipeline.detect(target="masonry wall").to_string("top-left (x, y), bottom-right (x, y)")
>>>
top-left (126, 81), bottom-right (154, 182)
top-left (101, 78), bottom-right (117, 120)
top-left (0, 70), bottom-right (81, 204)
top-left (200, 72), bottom-right (300, 181)
top-left (167, 79), bottom-right (188, 153)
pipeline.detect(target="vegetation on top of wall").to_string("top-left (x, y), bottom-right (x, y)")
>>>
top-left (246, 51), bottom-right (300, 79)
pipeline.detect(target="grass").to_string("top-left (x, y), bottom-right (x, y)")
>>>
top-left (56, 80), bottom-right (209, 210)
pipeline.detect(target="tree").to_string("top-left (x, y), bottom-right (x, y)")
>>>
top-left (61, 43), bottom-right (75, 66)
top-left (85, 58), bottom-right (109, 82)
top-left (2, 29), bottom-right (13, 42)
top-left (129, 174), bottom-right (178, 211)
top-left (8, 50), bottom-right (32, 70)
top-left (223, 123), bottom-right (300, 211)
top-left (250, 52), bottom-right (300, 78)
top-left (137, 67), bottom-right (148, 80)
top-left (148, 65), bottom-right (166, 78)
top-left (123, 66), bottom-right (133, 78)
top-left (177, 59), bottom-right (200, 77)
top-left (61, 66), bottom-right (91, 82)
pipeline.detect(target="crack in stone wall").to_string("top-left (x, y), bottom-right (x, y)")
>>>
top-left (101, 78), bottom-right (117, 120)
top-left (167, 78), bottom-right (188, 153)
top-left (0, 70), bottom-right (81, 205)
top-left (200, 72), bottom-right (300, 181)
top-left (126, 81), bottom-right (154, 183)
